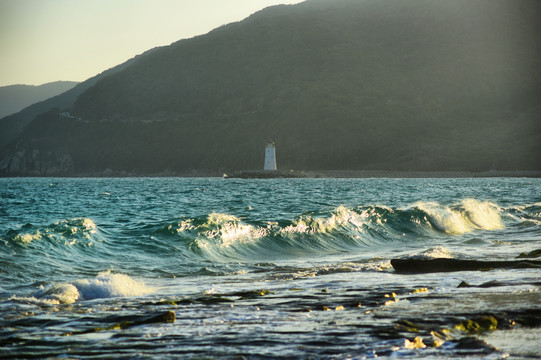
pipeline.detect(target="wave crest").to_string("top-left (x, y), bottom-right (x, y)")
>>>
top-left (2, 200), bottom-right (513, 264)
top-left (5, 217), bottom-right (99, 247)
top-left (153, 200), bottom-right (511, 261)
top-left (168, 213), bottom-right (266, 251)
top-left (73, 271), bottom-right (153, 300)
top-left (31, 271), bottom-right (152, 304)
top-left (281, 205), bottom-right (370, 235)
top-left (414, 199), bottom-right (503, 234)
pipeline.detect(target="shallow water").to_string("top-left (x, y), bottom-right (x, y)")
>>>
top-left (1, 177), bottom-right (540, 359)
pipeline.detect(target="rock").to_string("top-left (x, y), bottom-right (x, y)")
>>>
top-left (391, 258), bottom-right (541, 273)
top-left (517, 249), bottom-right (541, 258)
top-left (454, 316), bottom-right (498, 334)
top-left (132, 310), bottom-right (176, 325)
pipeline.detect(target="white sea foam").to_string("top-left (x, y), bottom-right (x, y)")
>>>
top-left (74, 271), bottom-right (153, 300)
top-left (33, 283), bottom-right (80, 304)
top-left (335, 260), bottom-right (393, 272)
top-left (195, 213), bottom-right (265, 249)
top-left (13, 231), bottom-right (42, 244)
top-left (281, 206), bottom-right (367, 235)
top-left (509, 203), bottom-right (541, 224)
top-left (10, 218), bottom-right (98, 245)
top-left (415, 202), bottom-right (472, 234)
top-left (32, 271), bottom-right (152, 304)
top-left (422, 246), bottom-right (452, 258)
top-left (461, 199), bottom-right (503, 230)
top-left (415, 200), bottom-right (503, 234)
top-left (55, 217), bottom-right (98, 237)
top-left (408, 246), bottom-right (452, 260)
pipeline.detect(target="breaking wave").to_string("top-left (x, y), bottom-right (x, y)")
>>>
top-left (27, 271), bottom-right (153, 305)
top-left (413, 199), bottom-right (503, 234)
top-left (3, 217), bottom-right (100, 247)
top-left (0, 199), bottom-right (529, 265)
top-left (155, 199), bottom-right (509, 261)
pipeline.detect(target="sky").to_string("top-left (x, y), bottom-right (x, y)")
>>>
top-left (0, 0), bottom-right (304, 87)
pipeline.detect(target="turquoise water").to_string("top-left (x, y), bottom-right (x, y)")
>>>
top-left (1, 177), bottom-right (540, 359)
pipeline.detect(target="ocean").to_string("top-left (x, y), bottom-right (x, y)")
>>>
top-left (1, 177), bottom-right (540, 359)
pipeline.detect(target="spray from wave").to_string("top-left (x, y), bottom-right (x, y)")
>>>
top-left (1, 199), bottom-right (511, 265)
top-left (156, 200), bottom-right (507, 261)
top-left (5, 218), bottom-right (100, 247)
top-left (27, 271), bottom-right (153, 305)
top-left (413, 199), bottom-right (503, 234)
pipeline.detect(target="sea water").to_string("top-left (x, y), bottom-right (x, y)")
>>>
top-left (1, 177), bottom-right (540, 359)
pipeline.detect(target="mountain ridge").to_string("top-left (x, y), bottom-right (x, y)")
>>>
top-left (0, 81), bottom-right (78, 119)
top-left (1, 0), bottom-right (540, 176)
top-left (0, 47), bottom-right (165, 149)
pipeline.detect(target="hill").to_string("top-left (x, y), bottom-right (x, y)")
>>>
top-left (0, 49), bottom-right (161, 150)
top-left (0, 81), bottom-right (78, 119)
top-left (1, 0), bottom-right (540, 176)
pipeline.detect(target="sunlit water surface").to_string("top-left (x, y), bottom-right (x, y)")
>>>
top-left (1, 177), bottom-right (540, 359)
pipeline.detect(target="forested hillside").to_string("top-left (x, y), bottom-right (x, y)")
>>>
top-left (0, 49), bottom-right (160, 149)
top-left (1, 0), bottom-right (540, 176)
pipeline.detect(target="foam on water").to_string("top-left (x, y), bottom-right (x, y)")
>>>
top-left (152, 201), bottom-right (514, 261)
top-left (1, 178), bottom-right (540, 360)
top-left (407, 246), bottom-right (453, 260)
top-left (512, 203), bottom-right (541, 225)
top-left (32, 283), bottom-right (81, 305)
top-left (200, 213), bottom-right (266, 248)
top-left (414, 199), bottom-right (503, 234)
top-left (172, 213), bottom-right (266, 255)
top-left (7, 217), bottom-right (99, 246)
top-left (12, 231), bottom-right (42, 244)
top-left (280, 205), bottom-right (368, 236)
top-left (74, 271), bottom-right (153, 300)
top-left (461, 199), bottom-right (503, 230)
top-left (31, 271), bottom-right (153, 304)
top-left (0, 200), bottom-right (523, 273)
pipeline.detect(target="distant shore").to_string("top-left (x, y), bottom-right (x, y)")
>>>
top-left (225, 169), bottom-right (541, 179)
top-left (2, 169), bottom-right (541, 178)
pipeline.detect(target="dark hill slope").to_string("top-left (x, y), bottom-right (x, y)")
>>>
top-left (2, 0), bottom-right (541, 175)
top-left (0, 49), bottom-right (161, 149)
top-left (0, 81), bottom-right (78, 119)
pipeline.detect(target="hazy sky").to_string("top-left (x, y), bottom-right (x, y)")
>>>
top-left (0, 0), bottom-right (304, 86)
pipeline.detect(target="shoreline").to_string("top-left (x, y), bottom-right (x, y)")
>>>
top-left (225, 169), bottom-right (541, 179)
top-left (2, 169), bottom-right (541, 178)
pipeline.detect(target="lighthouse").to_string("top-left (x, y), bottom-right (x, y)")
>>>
top-left (264, 140), bottom-right (277, 171)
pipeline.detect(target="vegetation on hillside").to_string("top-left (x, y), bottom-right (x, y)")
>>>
top-left (1, 0), bottom-right (540, 175)
top-left (0, 81), bottom-right (78, 119)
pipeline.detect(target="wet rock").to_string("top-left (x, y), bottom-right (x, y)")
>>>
top-left (454, 316), bottom-right (498, 334)
top-left (66, 310), bottom-right (176, 335)
top-left (226, 289), bottom-right (273, 299)
top-left (133, 310), bottom-right (176, 326)
top-left (391, 258), bottom-right (541, 273)
top-left (395, 320), bottom-right (425, 333)
top-left (514, 309), bottom-right (541, 327)
top-left (452, 336), bottom-right (498, 353)
top-left (457, 280), bottom-right (504, 288)
top-left (517, 249), bottom-right (541, 258)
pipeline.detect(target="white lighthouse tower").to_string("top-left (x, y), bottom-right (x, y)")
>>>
top-left (264, 140), bottom-right (277, 171)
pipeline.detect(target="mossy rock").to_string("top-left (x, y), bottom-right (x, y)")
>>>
top-left (454, 316), bottom-right (497, 334)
